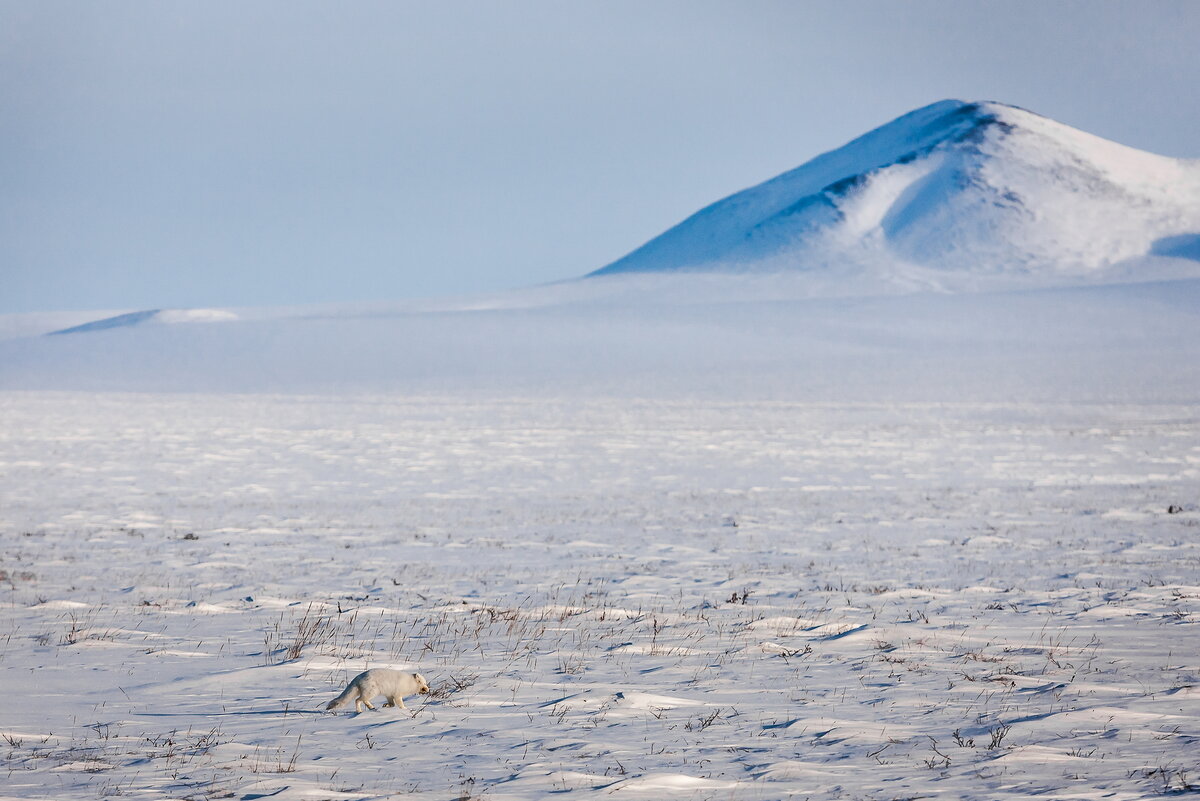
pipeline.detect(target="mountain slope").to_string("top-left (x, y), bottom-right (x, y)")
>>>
top-left (590, 100), bottom-right (1200, 290)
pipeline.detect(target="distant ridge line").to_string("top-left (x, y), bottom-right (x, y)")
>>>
top-left (49, 309), bottom-right (160, 335)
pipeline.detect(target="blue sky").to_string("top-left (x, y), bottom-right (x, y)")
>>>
top-left (3, 1), bottom-right (1198, 313)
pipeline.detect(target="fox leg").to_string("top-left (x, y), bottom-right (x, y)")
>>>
top-left (386, 696), bottom-right (406, 709)
top-left (354, 692), bottom-right (376, 713)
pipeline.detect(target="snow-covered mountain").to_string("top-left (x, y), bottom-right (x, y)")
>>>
top-left (590, 100), bottom-right (1200, 290)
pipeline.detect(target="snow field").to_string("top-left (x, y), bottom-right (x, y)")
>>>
top-left (0, 393), bottom-right (1198, 800)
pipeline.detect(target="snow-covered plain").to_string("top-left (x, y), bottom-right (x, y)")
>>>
top-left (2, 275), bottom-right (1200, 800)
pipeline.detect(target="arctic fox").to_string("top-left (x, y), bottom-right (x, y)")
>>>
top-left (326, 669), bottom-right (430, 712)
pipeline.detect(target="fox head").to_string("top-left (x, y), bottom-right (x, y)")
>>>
top-left (414, 673), bottom-right (430, 694)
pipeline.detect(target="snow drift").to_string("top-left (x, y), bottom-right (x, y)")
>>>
top-left (590, 99), bottom-right (1200, 291)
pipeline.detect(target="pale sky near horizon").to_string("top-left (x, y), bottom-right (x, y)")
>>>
top-left (3, 1), bottom-right (1199, 313)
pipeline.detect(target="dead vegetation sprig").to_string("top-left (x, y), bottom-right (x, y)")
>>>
top-left (263, 603), bottom-right (343, 664)
top-left (426, 672), bottom-right (479, 702)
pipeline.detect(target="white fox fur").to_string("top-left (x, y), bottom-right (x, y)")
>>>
top-left (326, 669), bottom-right (430, 712)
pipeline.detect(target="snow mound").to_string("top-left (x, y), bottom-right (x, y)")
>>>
top-left (155, 309), bottom-right (238, 324)
top-left (49, 308), bottom-right (238, 335)
top-left (590, 99), bottom-right (1200, 291)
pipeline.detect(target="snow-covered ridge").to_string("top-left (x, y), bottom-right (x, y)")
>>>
top-left (591, 99), bottom-right (1200, 288)
top-left (48, 308), bottom-right (237, 335)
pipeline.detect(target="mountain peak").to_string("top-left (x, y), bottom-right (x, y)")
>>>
top-left (590, 100), bottom-right (1200, 291)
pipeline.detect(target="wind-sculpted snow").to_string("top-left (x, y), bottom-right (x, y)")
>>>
top-left (591, 100), bottom-right (1200, 290)
top-left (1, 395), bottom-right (1198, 800)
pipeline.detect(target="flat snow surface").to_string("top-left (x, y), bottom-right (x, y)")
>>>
top-left (1, 277), bottom-right (1199, 799)
top-left (0, 394), bottom-right (1198, 800)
